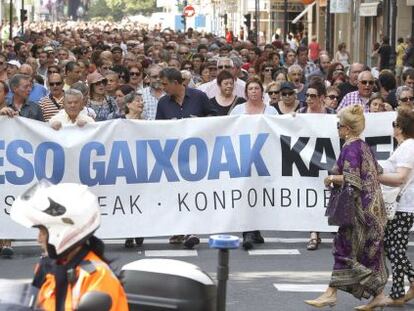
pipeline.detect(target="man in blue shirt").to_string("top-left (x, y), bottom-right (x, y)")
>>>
top-left (156, 67), bottom-right (217, 119)
top-left (156, 68), bottom-right (217, 248)
top-left (1, 74), bottom-right (43, 121)
top-left (6, 63), bottom-right (48, 104)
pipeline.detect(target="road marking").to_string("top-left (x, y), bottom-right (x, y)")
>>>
top-left (11, 237), bottom-right (414, 247)
top-left (274, 283), bottom-right (410, 293)
top-left (248, 249), bottom-right (300, 255)
top-left (274, 284), bottom-right (328, 292)
top-left (144, 250), bottom-right (198, 257)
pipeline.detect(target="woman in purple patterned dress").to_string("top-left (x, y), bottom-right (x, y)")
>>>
top-left (305, 105), bottom-right (388, 310)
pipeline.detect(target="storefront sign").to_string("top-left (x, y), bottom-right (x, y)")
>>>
top-left (330, 0), bottom-right (351, 13)
top-left (360, 2), bottom-right (379, 17)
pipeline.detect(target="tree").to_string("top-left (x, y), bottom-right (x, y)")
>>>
top-left (89, 0), bottom-right (156, 20)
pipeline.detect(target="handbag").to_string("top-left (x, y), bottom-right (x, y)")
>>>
top-left (382, 173), bottom-right (414, 220)
top-left (325, 183), bottom-right (355, 227)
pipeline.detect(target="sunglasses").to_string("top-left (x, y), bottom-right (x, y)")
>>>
top-left (217, 65), bottom-right (232, 69)
top-left (130, 72), bottom-right (141, 76)
top-left (264, 68), bottom-right (273, 72)
top-left (399, 96), bottom-right (414, 102)
top-left (359, 80), bottom-right (375, 86)
top-left (49, 82), bottom-right (62, 86)
top-left (392, 121), bottom-right (399, 128)
top-left (305, 93), bottom-right (318, 99)
top-left (327, 95), bottom-right (339, 100)
top-left (281, 91), bottom-right (295, 97)
top-left (94, 80), bottom-right (107, 86)
top-left (268, 91), bottom-right (280, 95)
top-left (5, 45), bottom-right (12, 48)
top-left (337, 122), bottom-right (346, 129)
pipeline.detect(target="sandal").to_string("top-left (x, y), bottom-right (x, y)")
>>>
top-left (307, 238), bottom-right (319, 251)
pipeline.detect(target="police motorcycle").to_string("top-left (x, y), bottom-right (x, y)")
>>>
top-left (1, 181), bottom-right (239, 311)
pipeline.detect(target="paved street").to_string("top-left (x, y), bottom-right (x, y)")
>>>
top-left (1, 231), bottom-right (414, 311)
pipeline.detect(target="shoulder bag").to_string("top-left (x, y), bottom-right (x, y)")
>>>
top-left (382, 173), bottom-right (414, 220)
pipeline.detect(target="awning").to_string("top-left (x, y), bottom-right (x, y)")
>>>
top-left (292, 2), bottom-right (316, 24)
top-left (360, 2), bottom-right (380, 17)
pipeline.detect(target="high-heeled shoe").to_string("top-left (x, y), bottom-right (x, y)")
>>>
top-left (304, 295), bottom-right (336, 308)
top-left (405, 287), bottom-right (414, 302)
top-left (354, 296), bottom-right (400, 310)
top-left (354, 305), bottom-right (384, 311)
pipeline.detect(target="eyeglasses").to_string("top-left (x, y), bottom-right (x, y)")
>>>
top-left (337, 122), bottom-right (346, 129)
top-left (327, 95), bottom-right (339, 100)
top-left (281, 91), bottom-right (295, 97)
top-left (49, 82), bottom-right (62, 86)
top-left (305, 93), bottom-right (318, 99)
top-left (264, 68), bottom-right (273, 72)
top-left (399, 96), bottom-right (414, 102)
top-left (217, 65), bottom-right (232, 69)
top-left (130, 72), bottom-right (141, 76)
top-left (359, 80), bottom-right (375, 86)
top-left (392, 121), bottom-right (399, 128)
top-left (48, 70), bottom-right (59, 74)
top-left (268, 91), bottom-right (280, 95)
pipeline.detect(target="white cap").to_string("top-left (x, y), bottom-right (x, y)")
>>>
top-left (7, 60), bottom-right (21, 69)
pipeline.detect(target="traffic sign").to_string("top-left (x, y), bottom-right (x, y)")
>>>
top-left (183, 5), bottom-right (195, 18)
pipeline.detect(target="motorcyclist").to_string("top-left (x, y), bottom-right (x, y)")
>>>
top-left (10, 181), bottom-right (129, 311)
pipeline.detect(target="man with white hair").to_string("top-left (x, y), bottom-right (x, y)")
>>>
top-left (198, 56), bottom-right (246, 99)
top-left (337, 70), bottom-right (375, 112)
top-left (49, 89), bottom-right (94, 130)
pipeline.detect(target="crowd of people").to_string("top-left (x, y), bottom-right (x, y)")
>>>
top-left (0, 20), bottom-right (414, 309)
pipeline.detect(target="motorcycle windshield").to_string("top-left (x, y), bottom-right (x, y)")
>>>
top-left (0, 279), bottom-right (37, 309)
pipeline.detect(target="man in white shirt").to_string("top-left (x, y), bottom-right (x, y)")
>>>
top-left (50, 89), bottom-right (94, 130)
top-left (198, 57), bottom-right (246, 99)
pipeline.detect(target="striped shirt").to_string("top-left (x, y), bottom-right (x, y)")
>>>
top-left (39, 94), bottom-right (64, 121)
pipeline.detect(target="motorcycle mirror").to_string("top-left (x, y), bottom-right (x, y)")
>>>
top-left (77, 291), bottom-right (112, 311)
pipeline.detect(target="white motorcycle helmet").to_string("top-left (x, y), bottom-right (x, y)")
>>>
top-left (10, 181), bottom-right (100, 259)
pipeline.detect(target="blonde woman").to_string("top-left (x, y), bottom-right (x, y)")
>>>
top-left (305, 105), bottom-right (388, 310)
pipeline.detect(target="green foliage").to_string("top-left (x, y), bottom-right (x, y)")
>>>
top-left (89, 0), bottom-right (156, 20)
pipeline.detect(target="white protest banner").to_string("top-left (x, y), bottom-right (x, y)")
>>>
top-left (0, 112), bottom-right (395, 238)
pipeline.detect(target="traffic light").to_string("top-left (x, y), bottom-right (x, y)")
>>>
top-left (244, 14), bottom-right (251, 29)
top-left (223, 13), bottom-right (228, 26)
top-left (20, 9), bottom-right (28, 22)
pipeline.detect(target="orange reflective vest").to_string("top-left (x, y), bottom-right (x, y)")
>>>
top-left (37, 250), bottom-right (129, 311)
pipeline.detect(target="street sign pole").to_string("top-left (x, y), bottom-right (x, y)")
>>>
top-left (183, 0), bottom-right (187, 32)
top-left (21, 0), bottom-right (24, 34)
top-left (9, 0), bottom-right (13, 40)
